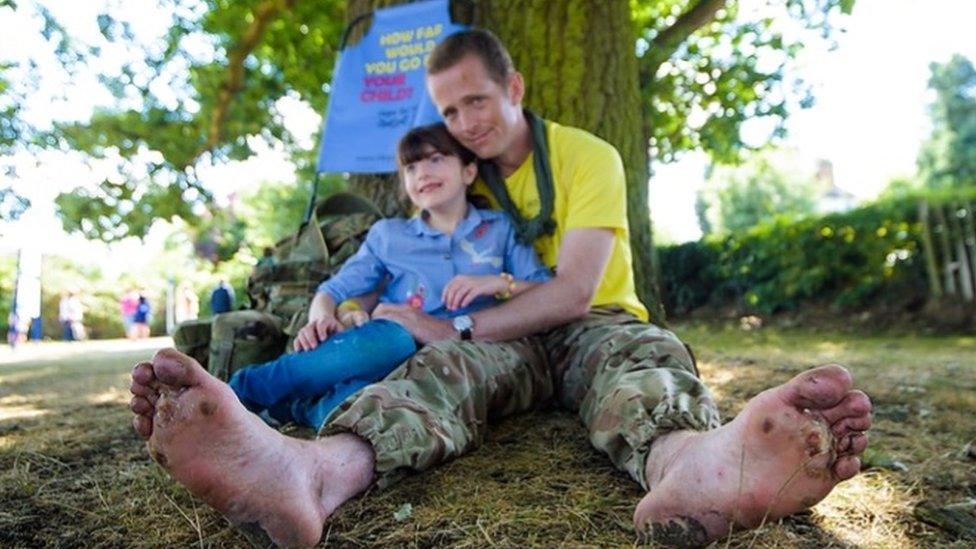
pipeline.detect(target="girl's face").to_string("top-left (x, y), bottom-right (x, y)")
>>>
top-left (401, 144), bottom-right (477, 212)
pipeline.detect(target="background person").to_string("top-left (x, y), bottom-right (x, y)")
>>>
top-left (174, 283), bottom-right (199, 325)
top-left (209, 278), bottom-right (235, 315)
top-left (120, 290), bottom-right (139, 339)
top-left (59, 291), bottom-right (84, 341)
top-left (132, 293), bottom-right (152, 339)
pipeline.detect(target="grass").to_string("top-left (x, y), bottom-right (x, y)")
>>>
top-left (0, 325), bottom-right (974, 547)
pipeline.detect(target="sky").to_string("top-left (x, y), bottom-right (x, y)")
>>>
top-left (1, 0), bottom-right (976, 271)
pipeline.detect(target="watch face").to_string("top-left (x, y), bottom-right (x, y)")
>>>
top-left (453, 315), bottom-right (473, 331)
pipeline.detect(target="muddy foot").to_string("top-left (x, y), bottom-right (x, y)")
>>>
top-left (634, 364), bottom-right (871, 547)
top-left (129, 348), bottom-right (373, 547)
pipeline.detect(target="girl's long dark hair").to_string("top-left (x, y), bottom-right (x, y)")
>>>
top-left (396, 123), bottom-right (476, 167)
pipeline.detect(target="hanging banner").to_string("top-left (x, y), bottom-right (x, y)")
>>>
top-left (316, 0), bottom-right (468, 174)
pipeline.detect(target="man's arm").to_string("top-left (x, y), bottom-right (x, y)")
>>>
top-left (469, 227), bottom-right (614, 340)
top-left (374, 228), bottom-right (614, 343)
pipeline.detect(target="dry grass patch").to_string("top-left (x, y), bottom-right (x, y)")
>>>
top-left (1, 327), bottom-right (974, 547)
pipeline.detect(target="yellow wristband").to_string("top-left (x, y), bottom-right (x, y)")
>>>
top-left (336, 300), bottom-right (362, 314)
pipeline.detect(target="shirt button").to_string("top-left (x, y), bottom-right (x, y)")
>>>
top-left (443, 254), bottom-right (451, 260)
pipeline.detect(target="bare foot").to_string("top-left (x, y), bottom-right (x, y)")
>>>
top-left (128, 348), bottom-right (374, 547)
top-left (634, 364), bottom-right (871, 547)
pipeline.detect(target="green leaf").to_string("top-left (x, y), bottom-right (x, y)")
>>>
top-left (393, 503), bottom-right (413, 522)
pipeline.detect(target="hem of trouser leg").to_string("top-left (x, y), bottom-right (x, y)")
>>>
top-left (318, 421), bottom-right (403, 490)
top-left (631, 410), bottom-right (722, 491)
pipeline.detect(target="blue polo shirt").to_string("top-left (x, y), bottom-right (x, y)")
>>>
top-left (317, 205), bottom-right (551, 319)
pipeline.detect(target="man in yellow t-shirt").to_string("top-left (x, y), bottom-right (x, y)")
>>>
top-left (127, 29), bottom-right (873, 549)
top-left (365, 28), bottom-right (871, 546)
top-left (469, 118), bottom-right (648, 322)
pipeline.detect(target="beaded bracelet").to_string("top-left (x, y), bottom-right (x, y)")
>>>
top-left (336, 299), bottom-right (362, 314)
top-left (495, 272), bottom-right (516, 300)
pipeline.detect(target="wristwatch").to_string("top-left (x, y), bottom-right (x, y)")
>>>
top-left (452, 315), bottom-right (473, 341)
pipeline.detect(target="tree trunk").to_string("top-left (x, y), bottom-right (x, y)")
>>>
top-left (343, 0), bottom-right (665, 323)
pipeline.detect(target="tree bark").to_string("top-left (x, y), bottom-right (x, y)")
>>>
top-left (342, 0), bottom-right (665, 323)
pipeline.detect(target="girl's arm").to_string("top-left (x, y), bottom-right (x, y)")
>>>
top-left (442, 216), bottom-right (553, 311)
top-left (441, 273), bottom-right (541, 311)
top-left (307, 292), bottom-right (339, 322)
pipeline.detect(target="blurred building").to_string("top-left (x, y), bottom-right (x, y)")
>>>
top-left (814, 159), bottom-right (859, 214)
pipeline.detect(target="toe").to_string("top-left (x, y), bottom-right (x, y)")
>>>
top-left (152, 348), bottom-right (206, 388)
top-left (831, 414), bottom-right (871, 438)
top-left (130, 379), bottom-right (159, 403)
top-left (845, 432), bottom-right (869, 456)
top-left (131, 395), bottom-right (154, 415)
top-left (132, 361), bottom-right (156, 384)
top-left (821, 390), bottom-right (872, 424)
top-left (787, 364), bottom-right (853, 410)
top-left (833, 455), bottom-right (861, 480)
top-left (132, 414), bottom-right (153, 439)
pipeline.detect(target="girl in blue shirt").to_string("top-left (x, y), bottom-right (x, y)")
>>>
top-left (229, 123), bottom-right (551, 429)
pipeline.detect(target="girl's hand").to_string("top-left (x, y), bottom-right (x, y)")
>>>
top-left (442, 275), bottom-right (506, 311)
top-left (294, 315), bottom-right (344, 352)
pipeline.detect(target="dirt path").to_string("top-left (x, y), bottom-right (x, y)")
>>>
top-left (0, 337), bottom-right (172, 365)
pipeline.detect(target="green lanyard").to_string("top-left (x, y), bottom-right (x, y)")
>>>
top-left (477, 109), bottom-right (557, 245)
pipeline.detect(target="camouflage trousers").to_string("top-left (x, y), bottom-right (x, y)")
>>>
top-left (319, 307), bottom-right (721, 490)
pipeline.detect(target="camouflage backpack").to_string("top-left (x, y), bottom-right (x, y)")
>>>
top-left (172, 192), bottom-right (382, 381)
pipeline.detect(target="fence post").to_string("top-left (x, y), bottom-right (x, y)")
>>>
top-left (962, 201), bottom-right (976, 301)
top-left (948, 202), bottom-right (974, 302)
top-left (919, 201), bottom-right (943, 298)
top-left (933, 203), bottom-right (958, 296)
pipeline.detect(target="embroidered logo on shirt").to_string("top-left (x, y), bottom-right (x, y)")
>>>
top-left (459, 239), bottom-right (502, 268)
top-left (473, 221), bottom-right (490, 239)
top-left (406, 284), bottom-right (427, 309)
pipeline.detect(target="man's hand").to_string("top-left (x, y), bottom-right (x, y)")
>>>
top-left (442, 274), bottom-right (506, 310)
top-left (373, 303), bottom-right (452, 344)
top-left (294, 315), bottom-right (344, 352)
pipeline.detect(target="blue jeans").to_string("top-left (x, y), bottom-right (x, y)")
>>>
top-left (228, 319), bottom-right (417, 429)
top-left (61, 321), bottom-right (74, 341)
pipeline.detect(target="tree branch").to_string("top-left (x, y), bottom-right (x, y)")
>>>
top-left (189, 0), bottom-right (296, 167)
top-left (642, 0), bottom-right (726, 80)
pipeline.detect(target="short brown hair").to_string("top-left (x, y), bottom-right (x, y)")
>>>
top-left (396, 123), bottom-right (475, 168)
top-left (426, 29), bottom-right (514, 85)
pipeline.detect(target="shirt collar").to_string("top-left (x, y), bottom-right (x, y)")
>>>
top-left (409, 203), bottom-right (484, 237)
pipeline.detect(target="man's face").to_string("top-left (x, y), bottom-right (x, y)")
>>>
top-left (426, 54), bottom-right (523, 160)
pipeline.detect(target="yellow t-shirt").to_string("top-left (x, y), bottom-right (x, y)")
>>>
top-left (470, 120), bottom-right (649, 321)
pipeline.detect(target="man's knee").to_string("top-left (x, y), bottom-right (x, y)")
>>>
top-left (613, 323), bottom-right (697, 375)
top-left (402, 340), bottom-right (480, 383)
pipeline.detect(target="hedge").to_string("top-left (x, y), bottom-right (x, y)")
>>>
top-left (658, 188), bottom-right (976, 316)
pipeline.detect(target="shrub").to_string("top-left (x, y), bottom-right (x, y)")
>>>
top-left (658, 188), bottom-right (976, 316)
